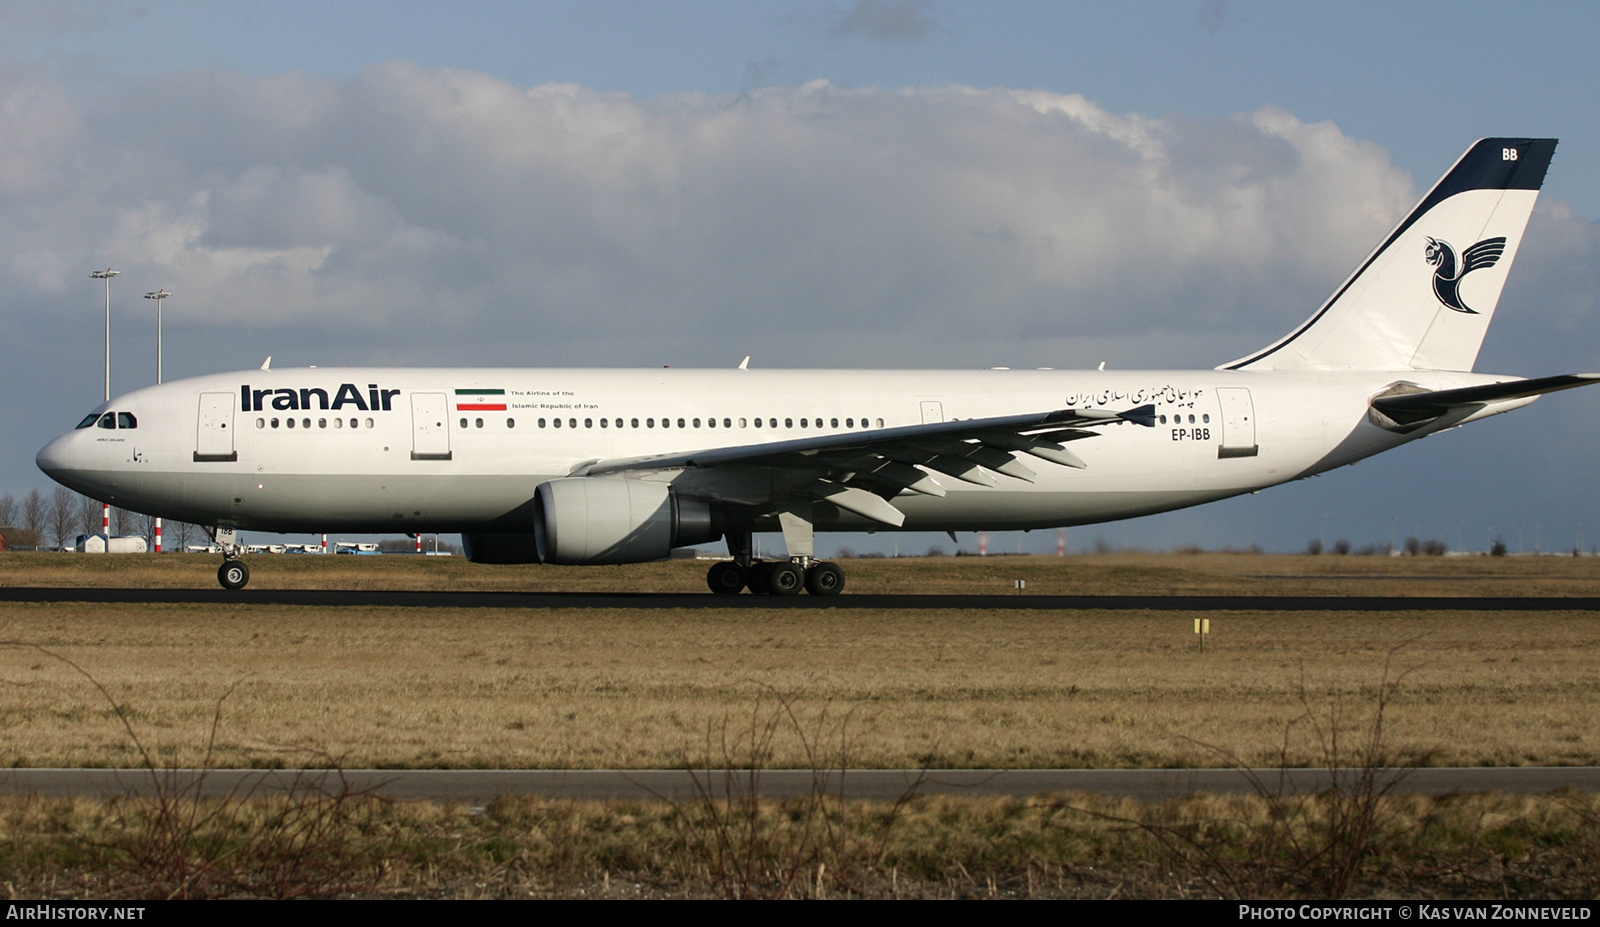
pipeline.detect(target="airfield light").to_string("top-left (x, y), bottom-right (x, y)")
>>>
top-left (144, 289), bottom-right (170, 385)
top-left (88, 269), bottom-right (119, 400)
top-left (89, 269), bottom-right (120, 546)
top-left (143, 288), bottom-right (171, 553)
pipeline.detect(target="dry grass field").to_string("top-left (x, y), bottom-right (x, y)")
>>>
top-left (4, 789), bottom-right (1600, 899)
top-left (0, 551), bottom-right (1596, 771)
top-left (7, 547), bottom-right (1600, 596)
top-left (2, 552), bottom-right (1599, 898)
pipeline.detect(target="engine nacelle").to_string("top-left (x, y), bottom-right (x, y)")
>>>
top-left (532, 478), bottom-right (718, 565)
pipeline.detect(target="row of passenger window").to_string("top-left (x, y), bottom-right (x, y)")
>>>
top-left (535, 416), bottom-right (887, 430)
top-left (257, 417), bottom-right (375, 430)
top-left (76, 412), bottom-right (137, 430)
top-left (1159, 414), bottom-right (1210, 425)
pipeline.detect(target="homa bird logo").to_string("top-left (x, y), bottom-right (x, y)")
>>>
top-left (1424, 235), bottom-right (1507, 314)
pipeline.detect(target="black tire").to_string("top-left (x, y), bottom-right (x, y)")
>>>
top-left (746, 561), bottom-right (773, 595)
top-left (768, 561), bottom-right (805, 596)
top-left (707, 561), bottom-right (746, 595)
top-left (218, 559), bottom-right (250, 591)
top-left (805, 561), bottom-right (845, 596)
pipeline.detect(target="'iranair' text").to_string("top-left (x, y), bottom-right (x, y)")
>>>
top-left (240, 384), bottom-right (401, 413)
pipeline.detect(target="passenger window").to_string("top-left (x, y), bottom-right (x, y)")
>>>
top-left (631, 418), bottom-right (639, 428)
top-left (460, 418), bottom-right (468, 428)
top-left (98, 413), bottom-right (116, 429)
top-left (476, 418), bottom-right (485, 428)
top-left (302, 418), bottom-right (310, 429)
top-left (693, 418), bottom-right (701, 428)
top-left (318, 418), bottom-right (327, 429)
top-left (508, 418), bottom-right (515, 428)
top-left (365, 418), bottom-right (374, 428)
top-left (271, 418), bottom-right (280, 428)
top-left (334, 418), bottom-right (342, 429)
top-left (257, 418), bottom-right (266, 429)
top-left (287, 418), bottom-right (296, 429)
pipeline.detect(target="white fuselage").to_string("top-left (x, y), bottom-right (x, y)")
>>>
top-left (35, 365), bottom-right (1529, 536)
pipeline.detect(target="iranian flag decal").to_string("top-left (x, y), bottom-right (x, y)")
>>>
top-left (455, 388), bottom-right (506, 411)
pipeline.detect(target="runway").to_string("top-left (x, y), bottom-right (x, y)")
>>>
top-left (4, 767), bottom-right (1598, 804)
top-left (3, 587), bottom-right (1600, 610)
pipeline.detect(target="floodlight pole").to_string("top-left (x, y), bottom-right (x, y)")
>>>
top-left (144, 288), bottom-right (170, 553)
top-left (89, 269), bottom-right (120, 541)
top-left (144, 289), bottom-right (169, 386)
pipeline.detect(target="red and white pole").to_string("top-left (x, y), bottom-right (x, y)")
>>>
top-left (978, 532), bottom-right (988, 556)
top-left (102, 504), bottom-right (109, 537)
top-left (416, 534), bottom-right (422, 554)
top-left (322, 533), bottom-right (328, 554)
top-left (154, 518), bottom-right (162, 553)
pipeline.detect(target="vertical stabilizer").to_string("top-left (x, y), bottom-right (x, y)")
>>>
top-left (1223, 138), bottom-right (1556, 372)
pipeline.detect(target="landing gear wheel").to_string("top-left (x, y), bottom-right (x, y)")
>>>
top-left (218, 559), bottom-right (250, 591)
top-left (746, 562), bottom-right (773, 595)
top-left (707, 561), bottom-right (746, 595)
top-left (805, 561), bottom-right (845, 596)
top-left (768, 561), bottom-right (805, 596)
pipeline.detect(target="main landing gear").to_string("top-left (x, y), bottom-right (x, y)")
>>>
top-left (706, 559), bottom-right (845, 597)
top-left (707, 519), bottom-right (846, 596)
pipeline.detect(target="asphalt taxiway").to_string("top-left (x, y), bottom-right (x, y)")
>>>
top-left (3, 588), bottom-right (1600, 610)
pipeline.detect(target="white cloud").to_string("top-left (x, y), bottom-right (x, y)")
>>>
top-left (0, 63), bottom-right (1592, 379)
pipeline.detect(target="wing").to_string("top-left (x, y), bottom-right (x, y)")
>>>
top-left (1460, 236), bottom-right (1507, 274)
top-left (576, 405), bottom-right (1157, 526)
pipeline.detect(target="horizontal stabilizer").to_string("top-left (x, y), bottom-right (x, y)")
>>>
top-left (1373, 373), bottom-right (1600, 417)
top-left (1370, 373), bottom-right (1600, 429)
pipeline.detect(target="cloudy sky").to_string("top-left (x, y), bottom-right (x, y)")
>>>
top-left (5, 1), bottom-right (1599, 554)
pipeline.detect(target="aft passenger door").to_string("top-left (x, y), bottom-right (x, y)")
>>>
top-left (195, 391), bottom-right (237, 462)
top-left (410, 392), bottom-right (452, 461)
top-left (1216, 387), bottom-right (1259, 458)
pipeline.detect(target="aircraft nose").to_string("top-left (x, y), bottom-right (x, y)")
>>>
top-left (36, 432), bottom-right (78, 484)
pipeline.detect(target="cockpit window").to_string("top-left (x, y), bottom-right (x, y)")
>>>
top-left (76, 413), bottom-right (99, 429)
top-left (117, 412), bottom-right (137, 429)
top-left (97, 413), bottom-right (116, 429)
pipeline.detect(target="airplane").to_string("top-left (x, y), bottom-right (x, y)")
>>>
top-left (37, 137), bottom-right (1599, 595)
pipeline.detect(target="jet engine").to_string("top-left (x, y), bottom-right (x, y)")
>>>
top-left (532, 477), bottom-right (718, 565)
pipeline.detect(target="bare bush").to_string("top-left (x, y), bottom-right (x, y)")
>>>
top-left (12, 644), bottom-right (392, 899)
top-left (667, 691), bottom-right (918, 898)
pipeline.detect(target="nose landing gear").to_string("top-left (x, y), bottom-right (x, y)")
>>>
top-left (209, 526), bottom-right (250, 590)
